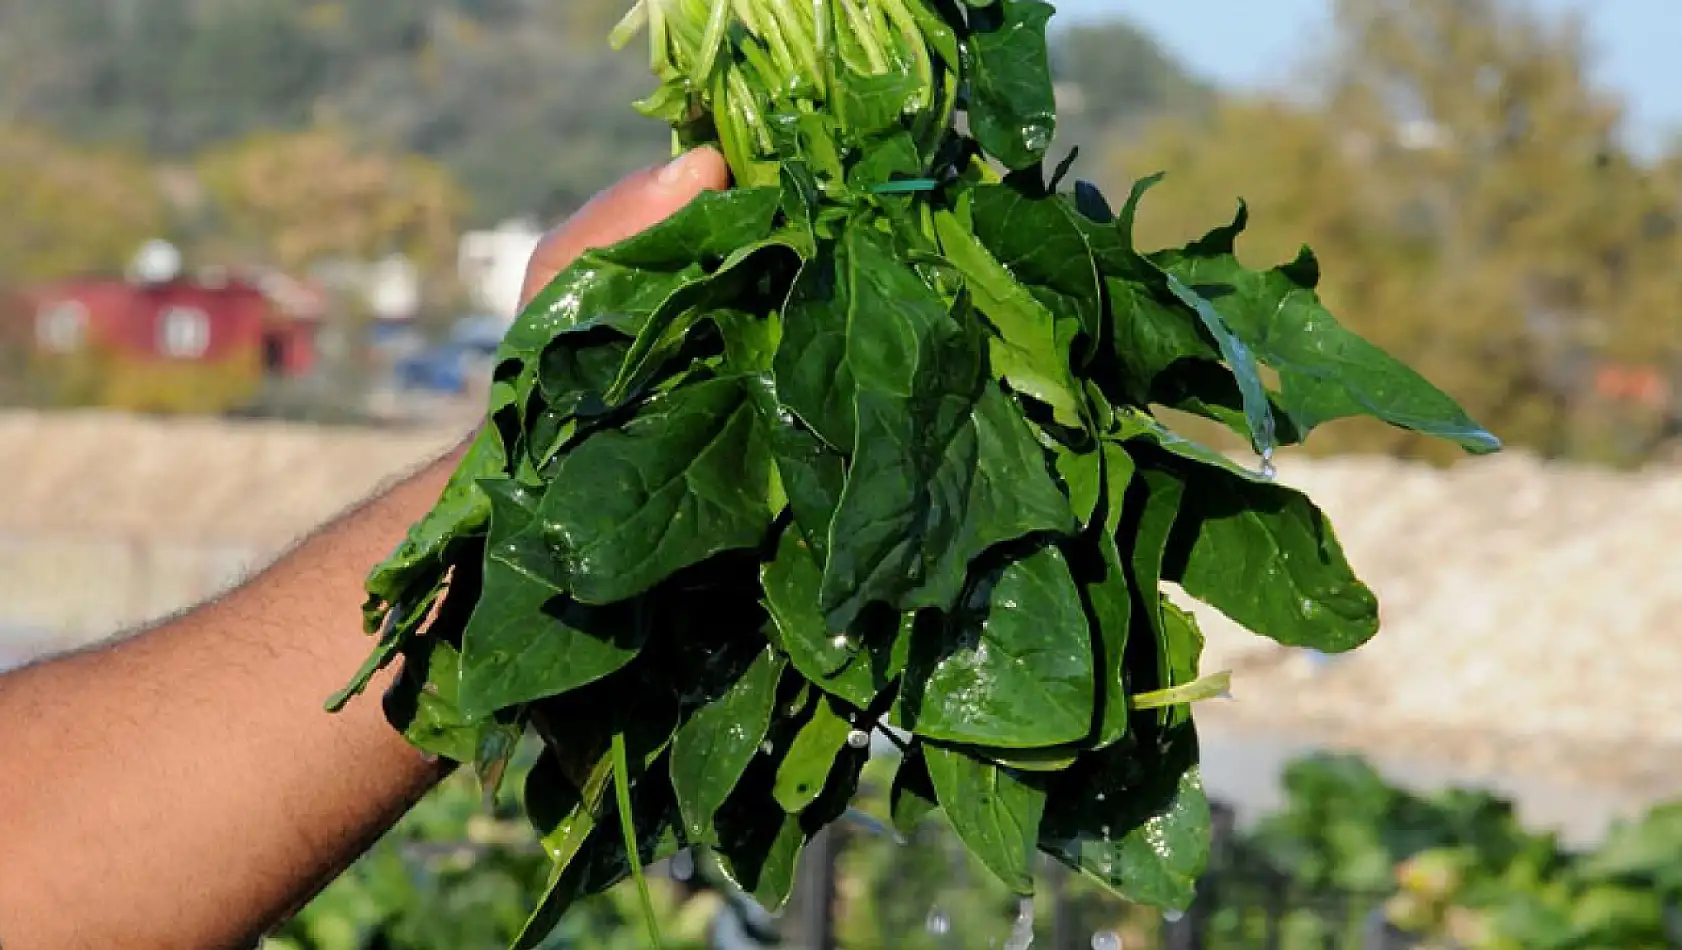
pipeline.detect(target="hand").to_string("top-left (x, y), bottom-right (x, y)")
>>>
top-left (520, 147), bottom-right (731, 309)
top-left (0, 150), bottom-right (731, 950)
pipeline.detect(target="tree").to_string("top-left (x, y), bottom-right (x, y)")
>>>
top-left (0, 124), bottom-right (169, 282)
top-left (1051, 18), bottom-right (1213, 155)
top-left (317, 12), bottom-right (670, 225)
top-left (1109, 0), bottom-right (1682, 464)
top-left (194, 125), bottom-right (464, 276)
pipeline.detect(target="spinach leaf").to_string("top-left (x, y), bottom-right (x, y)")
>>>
top-left (925, 743), bottom-right (1048, 895)
top-left (502, 188), bottom-right (783, 359)
top-left (962, 0), bottom-right (1057, 171)
top-left (456, 479), bottom-right (648, 719)
top-left (1162, 456), bottom-right (1380, 653)
top-left (933, 208), bottom-right (1086, 426)
top-left (1152, 204), bottom-right (1500, 454)
top-left (763, 525), bottom-right (903, 709)
top-left (1080, 441), bottom-right (1137, 748)
top-left (542, 377), bottom-right (775, 604)
top-left (774, 694), bottom-right (857, 813)
top-left (825, 375), bottom-right (1076, 630)
top-left (1120, 465), bottom-right (1190, 728)
top-left (970, 183), bottom-right (1106, 355)
top-left (669, 646), bottom-right (786, 843)
top-left (902, 545), bottom-right (1094, 749)
top-left (335, 425), bottom-right (506, 711)
top-left (1040, 723), bottom-right (1211, 912)
top-left (805, 223), bottom-right (1075, 629)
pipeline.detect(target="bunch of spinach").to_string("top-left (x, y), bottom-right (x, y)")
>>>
top-left (329, 0), bottom-right (1498, 944)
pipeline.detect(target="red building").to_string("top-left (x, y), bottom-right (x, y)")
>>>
top-left (19, 269), bottom-right (322, 414)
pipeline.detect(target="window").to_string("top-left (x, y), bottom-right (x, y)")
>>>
top-left (35, 300), bottom-right (88, 353)
top-left (157, 306), bottom-right (212, 359)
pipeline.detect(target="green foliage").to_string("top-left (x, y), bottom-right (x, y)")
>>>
top-left (1246, 754), bottom-right (1682, 950)
top-left (283, 750), bottom-right (1682, 949)
top-left (331, 1), bottom-right (1492, 945)
top-left (0, 2), bottom-right (1206, 230)
top-left (1111, 0), bottom-right (1682, 466)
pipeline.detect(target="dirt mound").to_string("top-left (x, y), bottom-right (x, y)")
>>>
top-left (0, 410), bottom-right (464, 544)
top-left (1193, 450), bottom-right (1682, 794)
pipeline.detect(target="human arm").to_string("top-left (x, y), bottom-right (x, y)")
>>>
top-left (0, 147), bottom-right (729, 950)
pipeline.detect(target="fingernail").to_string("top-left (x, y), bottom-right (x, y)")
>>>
top-left (656, 150), bottom-right (699, 186)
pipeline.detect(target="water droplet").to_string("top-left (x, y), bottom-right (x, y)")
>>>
top-left (1091, 932), bottom-right (1122, 950)
top-left (846, 728), bottom-right (871, 749)
top-left (830, 634), bottom-right (852, 650)
top-left (1094, 792), bottom-right (1106, 802)
top-left (760, 740), bottom-right (776, 755)
top-left (1004, 897), bottom-right (1035, 950)
top-left (926, 908), bottom-right (952, 936)
top-left (670, 849), bottom-right (695, 881)
top-left (1099, 824), bottom-right (1111, 838)
top-left (1163, 909), bottom-right (1185, 924)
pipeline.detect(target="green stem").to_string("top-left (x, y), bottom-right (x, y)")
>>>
top-left (746, 0), bottom-right (799, 88)
top-left (612, 731), bottom-right (663, 949)
top-left (1130, 671), bottom-right (1235, 710)
top-left (837, 0), bottom-right (890, 73)
top-left (608, 0), bottom-right (649, 51)
top-left (878, 0), bottom-right (933, 105)
top-left (714, 67), bottom-right (755, 180)
top-left (767, 0), bottom-right (825, 97)
top-left (692, 0), bottom-right (736, 89)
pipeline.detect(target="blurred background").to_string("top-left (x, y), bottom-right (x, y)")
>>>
top-left (1, 0), bottom-right (1680, 946)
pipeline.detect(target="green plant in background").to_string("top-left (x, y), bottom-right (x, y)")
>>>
top-left (1245, 755), bottom-right (1682, 950)
top-left (278, 751), bottom-right (1682, 949)
top-left (326, 0), bottom-right (1495, 944)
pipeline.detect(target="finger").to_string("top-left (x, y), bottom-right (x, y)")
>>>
top-left (520, 147), bottom-right (731, 309)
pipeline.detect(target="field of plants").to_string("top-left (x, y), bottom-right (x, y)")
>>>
top-left (266, 745), bottom-right (1682, 950)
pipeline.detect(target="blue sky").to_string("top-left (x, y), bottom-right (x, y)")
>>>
top-left (1059, 0), bottom-right (1681, 157)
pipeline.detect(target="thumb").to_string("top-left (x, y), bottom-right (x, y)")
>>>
top-left (521, 147), bottom-right (731, 309)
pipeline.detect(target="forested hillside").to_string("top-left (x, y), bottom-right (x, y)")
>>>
top-left (0, 0), bottom-right (1206, 225)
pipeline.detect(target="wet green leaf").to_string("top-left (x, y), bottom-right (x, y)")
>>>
top-left (964, 0), bottom-right (1057, 171)
top-left (503, 188), bottom-right (783, 359)
top-left (1040, 725), bottom-right (1212, 911)
top-left (1151, 203), bottom-right (1500, 455)
top-left (457, 479), bottom-right (648, 720)
top-left (1081, 441), bottom-right (1137, 747)
top-left (1163, 458), bottom-right (1380, 653)
top-left (933, 208), bottom-right (1085, 426)
top-left (891, 743), bottom-right (940, 836)
top-left (763, 525), bottom-right (904, 709)
top-left (970, 183), bottom-right (1106, 355)
top-left (774, 694), bottom-right (856, 813)
top-left (903, 545), bottom-right (1094, 748)
top-left (542, 377), bottom-right (774, 604)
top-left (925, 743), bottom-right (1047, 895)
top-left (669, 646), bottom-right (786, 842)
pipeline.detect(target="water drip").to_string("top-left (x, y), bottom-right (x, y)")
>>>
top-left (1003, 896), bottom-right (1035, 950)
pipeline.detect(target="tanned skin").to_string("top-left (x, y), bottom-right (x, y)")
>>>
top-left (0, 149), bottom-right (731, 950)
